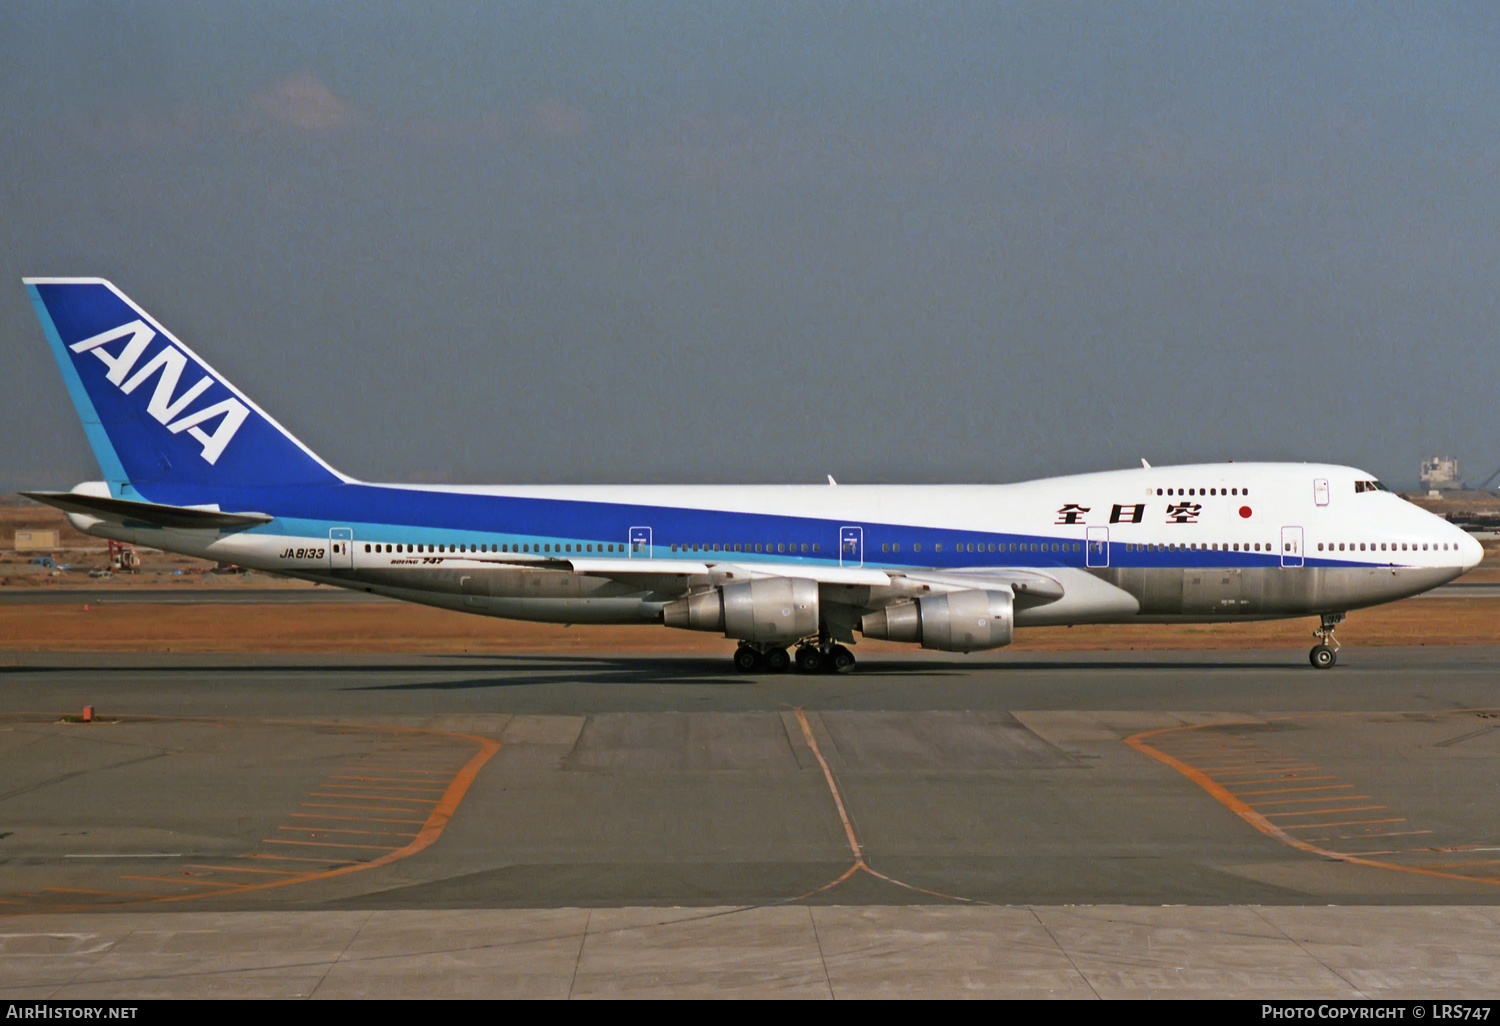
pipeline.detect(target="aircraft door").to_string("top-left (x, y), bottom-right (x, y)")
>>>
top-left (329, 527), bottom-right (354, 569)
top-left (1280, 526), bottom-right (1304, 568)
top-left (1314, 479), bottom-right (1330, 506)
top-left (839, 526), bottom-right (863, 567)
top-left (1086, 526), bottom-right (1109, 568)
top-left (629, 526), bottom-right (652, 558)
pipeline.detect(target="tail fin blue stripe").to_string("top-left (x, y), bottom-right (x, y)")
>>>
top-left (25, 278), bottom-right (345, 498)
top-left (27, 282), bottom-right (133, 497)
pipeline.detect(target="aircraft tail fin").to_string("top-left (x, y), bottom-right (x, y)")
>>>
top-left (25, 277), bottom-right (347, 498)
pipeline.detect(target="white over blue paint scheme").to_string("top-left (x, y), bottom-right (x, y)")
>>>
top-left (22, 277), bottom-right (1483, 669)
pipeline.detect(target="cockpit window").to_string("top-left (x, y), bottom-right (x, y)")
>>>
top-left (1354, 480), bottom-right (1389, 493)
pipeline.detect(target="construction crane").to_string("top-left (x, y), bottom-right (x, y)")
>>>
top-left (1477, 464), bottom-right (1500, 492)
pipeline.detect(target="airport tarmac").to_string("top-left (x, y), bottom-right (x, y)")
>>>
top-left (3, 647), bottom-right (1500, 997)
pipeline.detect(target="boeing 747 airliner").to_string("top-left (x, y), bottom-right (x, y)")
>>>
top-left (22, 278), bottom-right (1483, 671)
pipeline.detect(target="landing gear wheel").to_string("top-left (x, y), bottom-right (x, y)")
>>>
top-left (764, 647), bottom-right (792, 673)
top-left (827, 645), bottom-right (856, 674)
top-left (733, 646), bottom-right (763, 673)
top-left (795, 645), bottom-right (825, 674)
top-left (1309, 612), bottom-right (1345, 670)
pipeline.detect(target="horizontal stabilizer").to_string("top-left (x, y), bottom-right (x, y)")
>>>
top-left (21, 491), bottom-right (273, 530)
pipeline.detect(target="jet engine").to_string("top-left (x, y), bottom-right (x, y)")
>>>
top-left (860, 588), bottom-right (1014, 652)
top-left (662, 577), bottom-right (819, 643)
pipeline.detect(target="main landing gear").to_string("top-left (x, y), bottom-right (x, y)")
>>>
top-left (734, 638), bottom-right (855, 674)
top-left (1310, 612), bottom-right (1345, 670)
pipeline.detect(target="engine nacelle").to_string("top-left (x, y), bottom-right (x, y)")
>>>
top-left (860, 588), bottom-right (1014, 652)
top-left (662, 577), bottom-right (819, 643)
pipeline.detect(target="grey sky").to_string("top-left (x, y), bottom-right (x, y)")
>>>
top-left (2, 2), bottom-right (1497, 491)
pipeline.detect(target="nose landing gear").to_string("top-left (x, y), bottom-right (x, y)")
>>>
top-left (1310, 612), bottom-right (1345, 669)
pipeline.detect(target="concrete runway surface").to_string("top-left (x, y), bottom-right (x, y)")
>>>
top-left (2, 647), bottom-right (1499, 997)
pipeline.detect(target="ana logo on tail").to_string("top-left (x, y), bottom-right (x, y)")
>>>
top-left (69, 319), bottom-right (249, 465)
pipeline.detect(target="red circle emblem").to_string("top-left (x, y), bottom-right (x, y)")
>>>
top-left (1239, 506), bottom-right (1252, 518)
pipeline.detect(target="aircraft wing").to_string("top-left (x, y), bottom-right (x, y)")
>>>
top-left (447, 552), bottom-right (1062, 604)
top-left (21, 491), bottom-right (273, 530)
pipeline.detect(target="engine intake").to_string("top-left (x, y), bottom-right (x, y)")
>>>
top-left (860, 588), bottom-right (1014, 652)
top-left (662, 577), bottom-right (819, 643)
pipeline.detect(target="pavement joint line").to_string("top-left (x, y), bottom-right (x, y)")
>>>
top-left (1249, 906), bottom-right (1369, 999)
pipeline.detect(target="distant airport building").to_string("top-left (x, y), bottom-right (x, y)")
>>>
top-left (1420, 455), bottom-right (1463, 493)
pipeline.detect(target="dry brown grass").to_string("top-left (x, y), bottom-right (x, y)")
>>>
top-left (0, 596), bottom-right (1494, 654)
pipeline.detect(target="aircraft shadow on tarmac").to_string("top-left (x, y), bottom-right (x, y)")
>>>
top-left (0, 653), bottom-right (1307, 687)
top-left (340, 653), bottom-right (1306, 692)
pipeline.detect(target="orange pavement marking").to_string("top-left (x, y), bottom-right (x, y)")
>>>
top-left (1221, 775), bottom-right (1338, 786)
top-left (0, 716), bottom-right (500, 917)
top-left (262, 838), bottom-right (403, 851)
top-left (237, 854), bottom-right (359, 864)
top-left (329, 776), bottom-right (447, 787)
top-left (1126, 709), bottom-right (1500, 890)
top-left (785, 708), bottom-right (976, 906)
top-left (120, 876), bottom-right (242, 888)
top-left (1247, 795), bottom-right (1371, 807)
top-left (288, 812), bottom-right (426, 825)
top-left (278, 826), bottom-right (419, 837)
top-left (1285, 818), bottom-right (1407, 830)
top-left (1264, 805), bottom-right (1387, 818)
top-left (184, 864), bottom-right (304, 876)
top-left (319, 783), bottom-right (445, 793)
top-left (1347, 831), bottom-right (1433, 839)
top-left (301, 802), bottom-right (440, 813)
top-left (307, 792), bottom-right (437, 804)
top-left (1232, 784), bottom-right (1355, 796)
top-left (40, 887), bottom-right (157, 898)
top-left (1203, 765), bottom-right (1321, 776)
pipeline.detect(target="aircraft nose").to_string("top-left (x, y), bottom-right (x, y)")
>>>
top-left (1458, 529), bottom-right (1484, 571)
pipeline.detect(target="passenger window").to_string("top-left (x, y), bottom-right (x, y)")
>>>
top-left (913, 543), bottom-right (921, 552)
top-left (812, 544), bottom-right (819, 553)
top-left (881, 543), bottom-right (889, 553)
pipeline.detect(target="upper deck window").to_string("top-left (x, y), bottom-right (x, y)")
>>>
top-left (1354, 480), bottom-right (1388, 493)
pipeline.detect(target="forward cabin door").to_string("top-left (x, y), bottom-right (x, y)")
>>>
top-left (629, 526), bottom-right (652, 559)
top-left (329, 527), bottom-right (354, 569)
top-left (1280, 526), bottom-right (1304, 568)
top-left (1086, 526), bottom-right (1110, 568)
top-left (839, 526), bottom-right (863, 567)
